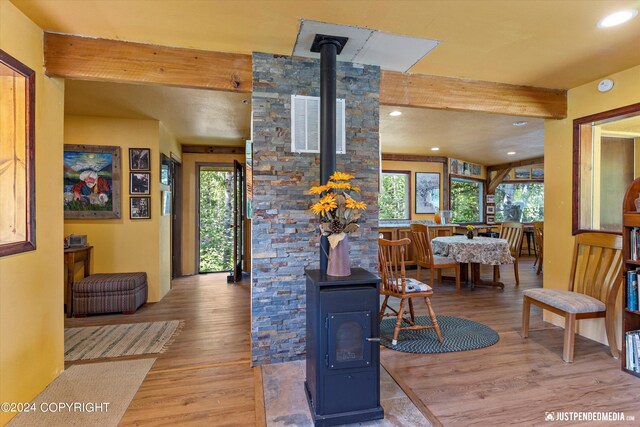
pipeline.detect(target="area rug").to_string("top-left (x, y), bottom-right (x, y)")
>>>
top-left (65, 320), bottom-right (184, 361)
top-left (7, 358), bottom-right (155, 427)
top-left (380, 315), bottom-right (499, 354)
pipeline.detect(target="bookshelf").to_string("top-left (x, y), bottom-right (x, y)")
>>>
top-left (622, 178), bottom-right (640, 378)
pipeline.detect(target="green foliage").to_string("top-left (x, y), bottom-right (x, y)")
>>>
top-left (379, 174), bottom-right (408, 219)
top-left (451, 179), bottom-right (482, 223)
top-left (495, 183), bottom-right (544, 222)
top-left (199, 170), bottom-right (234, 272)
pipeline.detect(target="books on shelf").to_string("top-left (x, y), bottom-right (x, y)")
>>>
top-left (630, 227), bottom-right (640, 261)
top-left (626, 330), bottom-right (640, 373)
top-left (627, 270), bottom-right (639, 311)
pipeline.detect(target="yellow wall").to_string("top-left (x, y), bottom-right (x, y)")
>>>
top-left (63, 115), bottom-right (170, 302)
top-left (0, 3), bottom-right (65, 425)
top-left (181, 152), bottom-right (244, 275)
top-left (544, 64), bottom-right (640, 346)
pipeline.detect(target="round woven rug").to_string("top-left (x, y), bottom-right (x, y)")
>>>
top-left (380, 315), bottom-right (499, 353)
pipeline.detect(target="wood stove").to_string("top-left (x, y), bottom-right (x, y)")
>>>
top-left (305, 268), bottom-right (384, 426)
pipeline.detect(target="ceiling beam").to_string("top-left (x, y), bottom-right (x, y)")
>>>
top-left (380, 71), bottom-right (566, 119)
top-left (381, 153), bottom-right (447, 163)
top-left (44, 33), bottom-right (567, 119)
top-left (44, 32), bottom-right (252, 93)
top-left (487, 156), bottom-right (544, 172)
top-left (182, 145), bottom-right (245, 154)
top-left (487, 168), bottom-right (512, 195)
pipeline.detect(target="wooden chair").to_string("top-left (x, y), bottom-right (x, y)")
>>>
top-left (410, 224), bottom-right (461, 290)
top-left (533, 221), bottom-right (543, 275)
top-left (493, 222), bottom-right (524, 285)
top-left (378, 238), bottom-right (443, 346)
top-left (521, 233), bottom-right (623, 363)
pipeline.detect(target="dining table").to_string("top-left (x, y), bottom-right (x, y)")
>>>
top-left (431, 236), bottom-right (514, 289)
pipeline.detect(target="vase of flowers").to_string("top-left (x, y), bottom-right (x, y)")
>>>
top-left (310, 171), bottom-right (367, 276)
top-left (466, 225), bottom-right (474, 239)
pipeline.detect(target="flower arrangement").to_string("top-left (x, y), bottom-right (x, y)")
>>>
top-left (309, 171), bottom-right (367, 248)
top-left (466, 225), bottom-right (474, 232)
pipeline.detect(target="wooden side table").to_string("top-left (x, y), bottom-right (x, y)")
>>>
top-left (64, 246), bottom-right (93, 317)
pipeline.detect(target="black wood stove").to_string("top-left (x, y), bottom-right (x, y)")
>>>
top-left (305, 268), bottom-right (384, 426)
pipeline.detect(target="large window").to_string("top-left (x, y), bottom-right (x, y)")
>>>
top-left (451, 177), bottom-right (483, 223)
top-left (495, 183), bottom-right (544, 223)
top-left (379, 172), bottom-right (410, 220)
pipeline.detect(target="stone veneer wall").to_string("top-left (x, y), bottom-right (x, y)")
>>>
top-left (251, 52), bottom-right (380, 365)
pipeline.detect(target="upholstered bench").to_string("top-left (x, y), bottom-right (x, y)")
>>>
top-left (72, 272), bottom-right (147, 317)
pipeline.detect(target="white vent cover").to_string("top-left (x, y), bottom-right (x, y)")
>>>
top-left (291, 95), bottom-right (345, 154)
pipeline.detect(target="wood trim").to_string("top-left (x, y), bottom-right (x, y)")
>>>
top-left (182, 145), bottom-right (245, 154)
top-left (487, 168), bottom-right (512, 194)
top-left (44, 32), bottom-right (252, 92)
top-left (380, 70), bottom-right (567, 119)
top-left (171, 159), bottom-right (183, 278)
top-left (382, 153), bottom-right (447, 163)
top-left (253, 367), bottom-right (266, 427)
top-left (381, 170), bottom-right (412, 220)
top-left (487, 156), bottom-right (544, 172)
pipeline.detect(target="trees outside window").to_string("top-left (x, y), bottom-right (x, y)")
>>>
top-left (495, 183), bottom-right (544, 223)
top-left (451, 177), bottom-right (483, 223)
top-left (379, 172), bottom-right (409, 220)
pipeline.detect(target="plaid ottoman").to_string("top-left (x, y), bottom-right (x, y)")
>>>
top-left (72, 272), bottom-right (147, 317)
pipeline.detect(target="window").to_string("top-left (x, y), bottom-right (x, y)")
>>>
top-left (495, 183), bottom-right (544, 222)
top-left (379, 172), bottom-right (409, 220)
top-left (291, 95), bottom-right (345, 154)
top-left (451, 177), bottom-right (483, 223)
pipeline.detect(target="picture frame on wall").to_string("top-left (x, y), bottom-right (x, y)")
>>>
top-left (130, 196), bottom-right (151, 219)
top-left (129, 148), bottom-right (150, 171)
top-left (64, 144), bottom-right (122, 219)
top-left (486, 194), bottom-right (495, 204)
top-left (486, 205), bottom-right (495, 214)
top-left (532, 167), bottom-right (544, 179)
top-left (130, 172), bottom-right (150, 195)
top-left (486, 215), bottom-right (495, 224)
top-left (0, 50), bottom-right (36, 256)
top-left (415, 172), bottom-right (440, 214)
top-left (515, 167), bottom-right (531, 179)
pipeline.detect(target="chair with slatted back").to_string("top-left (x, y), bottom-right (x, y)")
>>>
top-left (378, 238), bottom-right (443, 346)
top-left (493, 222), bottom-right (524, 285)
top-left (410, 224), bottom-right (461, 290)
top-left (521, 233), bottom-right (622, 363)
top-left (533, 221), bottom-right (544, 275)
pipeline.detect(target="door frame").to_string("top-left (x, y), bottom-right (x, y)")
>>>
top-left (171, 156), bottom-right (182, 279)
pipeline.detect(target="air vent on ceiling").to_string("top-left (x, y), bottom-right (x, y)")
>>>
top-left (291, 95), bottom-right (345, 154)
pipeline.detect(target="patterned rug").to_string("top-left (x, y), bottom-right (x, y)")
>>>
top-left (380, 315), bottom-right (499, 353)
top-left (65, 320), bottom-right (184, 361)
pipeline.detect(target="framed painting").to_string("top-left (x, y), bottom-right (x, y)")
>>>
top-left (486, 215), bottom-right (495, 224)
top-left (130, 196), bottom-right (151, 219)
top-left (0, 50), bottom-right (36, 256)
top-left (515, 167), bottom-right (531, 179)
top-left (415, 172), bottom-right (440, 214)
top-left (129, 148), bottom-right (150, 171)
top-left (63, 144), bottom-right (121, 219)
top-left (486, 205), bottom-right (495, 214)
top-left (532, 167), bottom-right (544, 179)
top-left (130, 172), bottom-right (151, 195)
top-left (486, 194), bottom-right (495, 204)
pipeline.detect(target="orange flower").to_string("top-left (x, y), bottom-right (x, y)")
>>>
top-left (319, 193), bottom-right (337, 204)
top-left (330, 171), bottom-right (355, 181)
top-left (345, 198), bottom-right (367, 210)
top-left (350, 186), bottom-right (361, 192)
top-left (310, 199), bottom-right (337, 216)
top-left (309, 185), bottom-right (329, 195)
top-left (327, 181), bottom-right (351, 190)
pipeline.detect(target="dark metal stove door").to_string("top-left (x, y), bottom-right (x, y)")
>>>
top-left (327, 311), bottom-right (372, 370)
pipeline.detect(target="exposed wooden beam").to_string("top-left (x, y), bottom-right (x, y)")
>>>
top-left (182, 145), bottom-right (245, 154)
top-left (381, 153), bottom-right (448, 163)
top-left (380, 71), bottom-right (566, 119)
top-left (44, 33), bottom-right (252, 93)
top-left (487, 156), bottom-right (544, 172)
top-left (487, 168), bottom-right (512, 194)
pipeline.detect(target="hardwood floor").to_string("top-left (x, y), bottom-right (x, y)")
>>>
top-left (381, 257), bottom-right (640, 426)
top-left (65, 273), bottom-right (258, 427)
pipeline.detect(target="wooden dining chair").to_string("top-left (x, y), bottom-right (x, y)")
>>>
top-left (378, 238), bottom-right (443, 346)
top-left (533, 221), bottom-right (544, 275)
top-left (493, 222), bottom-right (524, 285)
top-left (410, 224), bottom-right (461, 290)
top-left (521, 233), bottom-right (622, 363)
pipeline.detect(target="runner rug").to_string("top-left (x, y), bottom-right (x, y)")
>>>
top-left (65, 320), bottom-right (184, 361)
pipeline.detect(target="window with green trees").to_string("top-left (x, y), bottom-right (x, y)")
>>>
top-left (495, 182), bottom-right (544, 222)
top-left (451, 177), bottom-right (483, 223)
top-left (379, 172), bottom-right (409, 220)
top-left (199, 167), bottom-right (234, 273)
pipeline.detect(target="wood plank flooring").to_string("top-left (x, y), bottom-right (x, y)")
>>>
top-left (65, 273), bottom-right (257, 427)
top-left (381, 258), bottom-right (640, 426)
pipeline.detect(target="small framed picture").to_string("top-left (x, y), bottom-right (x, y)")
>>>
top-left (486, 205), bottom-right (495, 214)
top-left (515, 167), bottom-right (531, 180)
top-left (130, 197), bottom-right (150, 219)
top-left (486, 194), bottom-right (495, 204)
top-left (162, 191), bottom-right (171, 216)
top-left (129, 148), bottom-right (150, 171)
top-left (130, 172), bottom-right (150, 195)
top-left (486, 215), bottom-right (495, 224)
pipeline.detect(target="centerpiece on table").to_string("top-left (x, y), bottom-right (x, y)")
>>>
top-left (310, 171), bottom-right (367, 276)
top-left (466, 225), bottom-right (475, 239)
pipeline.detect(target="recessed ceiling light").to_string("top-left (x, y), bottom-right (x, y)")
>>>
top-left (513, 121), bottom-right (528, 127)
top-left (507, 151), bottom-right (516, 155)
top-left (431, 147), bottom-right (440, 151)
top-left (597, 9), bottom-right (638, 28)
top-left (389, 111), bottom-right (402, 117)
